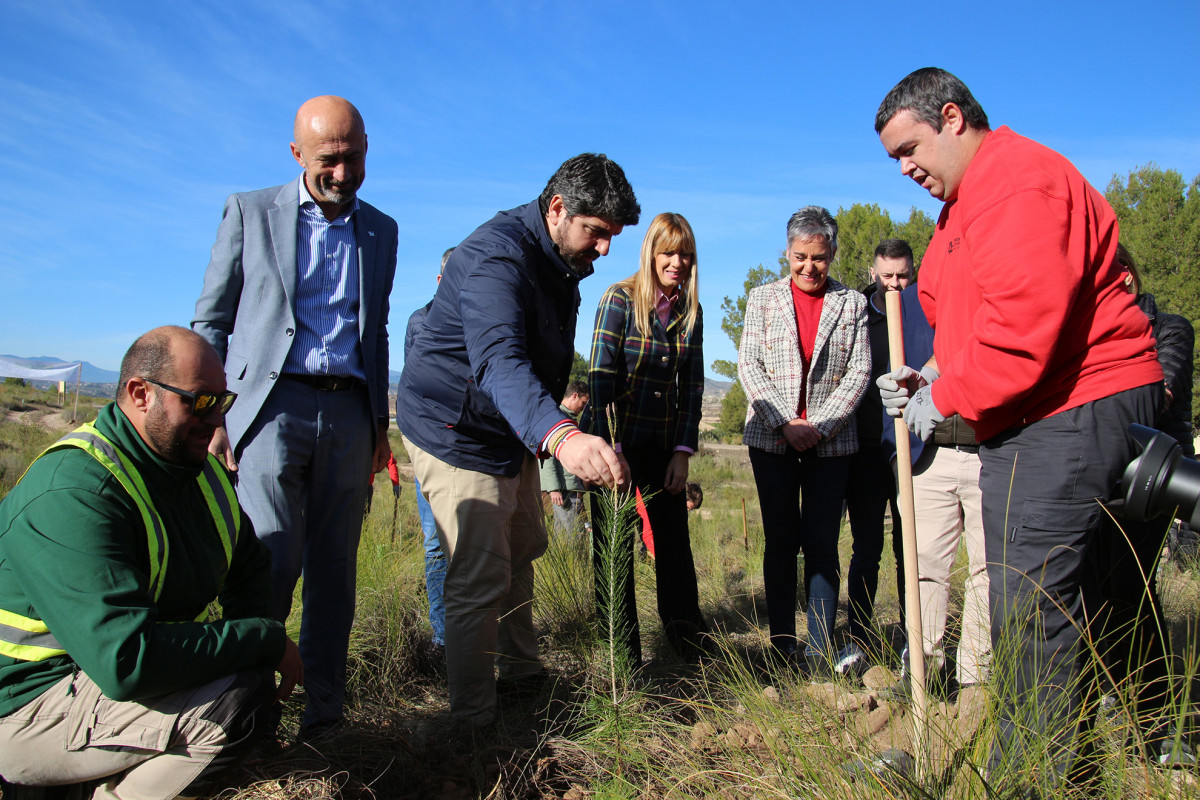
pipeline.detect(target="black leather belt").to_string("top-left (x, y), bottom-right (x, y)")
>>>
top-left (283, 373), bottom-right (361, 392)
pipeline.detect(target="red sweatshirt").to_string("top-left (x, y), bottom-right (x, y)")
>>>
top-left (920, 126), bottom-right (1162, 442)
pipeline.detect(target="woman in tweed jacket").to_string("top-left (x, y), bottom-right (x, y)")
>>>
top-left (738, 206), bottom-right (870, 671)
top-left (588, 212), bottom-right (708, 665)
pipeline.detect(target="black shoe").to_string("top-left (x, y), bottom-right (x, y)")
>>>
top-left (496, 669), bottom-right (553, 700)
top-left (298, 717), bottom-right (344, 744)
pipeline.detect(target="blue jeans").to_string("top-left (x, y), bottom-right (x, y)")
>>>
top-left (749, 447), bottom-right (850, 660)
top-left (415, 477), bottom-right (446, 647)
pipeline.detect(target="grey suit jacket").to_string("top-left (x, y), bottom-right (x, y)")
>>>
top-left (738, 277), bottom-right (869, 457)
top-left (192, 176), bottom-right (398, 453)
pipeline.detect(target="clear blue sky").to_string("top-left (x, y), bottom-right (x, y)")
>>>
top-left (3, 0), bottom-right (1198, 376)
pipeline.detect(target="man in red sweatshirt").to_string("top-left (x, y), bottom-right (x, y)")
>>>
top-left (874, 67), bottom-right (1170, 792)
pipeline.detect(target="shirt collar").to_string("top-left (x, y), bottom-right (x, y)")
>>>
top-left (298, 176), bottom-right (359, 223)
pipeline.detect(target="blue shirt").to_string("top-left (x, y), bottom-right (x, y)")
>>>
top-left (282, 179), bottom-right (365, 379)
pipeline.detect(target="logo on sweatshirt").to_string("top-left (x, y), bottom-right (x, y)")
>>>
top-left (946, 237), bottom-right (962, 254)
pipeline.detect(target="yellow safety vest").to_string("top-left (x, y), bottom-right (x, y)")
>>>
top-left (0, 423), bottom-right (241, 662)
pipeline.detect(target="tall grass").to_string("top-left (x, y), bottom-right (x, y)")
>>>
top-left (5, 409), bottom-right (1199, 798)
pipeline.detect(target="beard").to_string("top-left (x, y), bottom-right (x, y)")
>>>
top-left (144, 402), bottom-right (210, 468)
top-left (313, 174), bottom-right (361, 208)
top-left (554, 217), bottom-right (599, 274)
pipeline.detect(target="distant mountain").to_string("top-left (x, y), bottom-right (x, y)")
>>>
top-left (2, 355), bottom-right (120, 384)
top-left (704, 377), bottom-right (733, 399)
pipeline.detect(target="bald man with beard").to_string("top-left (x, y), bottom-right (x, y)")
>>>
top-left (0, 327), bottom-right (300, 799)
top-left (194, 96), bottom-right (398, 739)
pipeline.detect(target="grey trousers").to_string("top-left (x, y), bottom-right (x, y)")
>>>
top-left (980, 383), bottom-right (1161, 791)
top-left (0, 669), bottom-right (271, 800)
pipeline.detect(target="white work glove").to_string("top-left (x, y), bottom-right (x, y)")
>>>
top-left (877, 365), bottom-right (940, 416)
top-left (877, 366), bottom-right (919, 417)
top-left (903, 384), bottom-right (945, 441)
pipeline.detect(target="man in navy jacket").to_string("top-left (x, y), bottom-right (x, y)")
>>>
top-left (397, 154), bottom-right (639, 726)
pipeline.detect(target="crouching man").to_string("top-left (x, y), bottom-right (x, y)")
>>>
top-left (0, 326), bottom-right (301, 800)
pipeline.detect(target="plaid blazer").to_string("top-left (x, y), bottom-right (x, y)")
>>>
top-left (586, 285), bottom-right (704, 451)
top-left (738, 278), bottom-right (869, 456)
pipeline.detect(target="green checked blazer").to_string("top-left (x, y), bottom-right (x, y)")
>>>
top-left (738, 277), bottom-right (870, 457)
top-left (586, 285), bottom-right (704, 452)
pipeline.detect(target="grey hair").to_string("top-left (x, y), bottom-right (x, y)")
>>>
top-left (786, 206), bottom-right (838, 251)
top-left (440, 247), bottom-right (454, 275)
top-left (875, 67), bottom-right (990, 134)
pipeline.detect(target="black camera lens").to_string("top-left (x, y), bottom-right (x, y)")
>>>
top-left (1118, 424), bottom-right (1200, 528)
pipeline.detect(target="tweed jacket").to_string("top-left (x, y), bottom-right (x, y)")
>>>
top-left (738, 277), bottom-right (869, 456)
top-left (586, 284), bottom-right (704, 452)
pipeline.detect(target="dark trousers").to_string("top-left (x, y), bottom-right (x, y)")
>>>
top-left (979, 383), bottom-right (1165, 789)
top-left (844, 446), bottom-right (905, 648)
top-left (591, 447), bottom-right (706, 665)
top-left (749, 447), bottom-right (850, 659)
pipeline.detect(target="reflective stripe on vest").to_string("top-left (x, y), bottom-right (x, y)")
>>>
top-left (0, 422), bottom-right (241, 662)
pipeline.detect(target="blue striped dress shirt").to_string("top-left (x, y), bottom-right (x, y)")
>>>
top-left (283, 180), bottom-right (366, 379)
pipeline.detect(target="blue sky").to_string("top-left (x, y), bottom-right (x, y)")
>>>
top-left (3, 1), bottom-right (1198, 377)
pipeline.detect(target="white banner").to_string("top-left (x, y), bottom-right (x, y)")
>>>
top-left (0, 356), bottom-right (81, 382)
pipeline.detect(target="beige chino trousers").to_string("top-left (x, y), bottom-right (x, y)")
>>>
top-left (0, 669), bottom-right (252, 800)
top-left (913, 445), bottom-right (991, 686)
top-left (404, 437), bottom-right (547, 726)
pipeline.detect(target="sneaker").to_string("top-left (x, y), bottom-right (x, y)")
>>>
top-left (834, 643), bottom-right (869, 680)
top-left (840, 747), bottom-right (915, 787)
top-left (1153, 726), bottom-right (1197, 768)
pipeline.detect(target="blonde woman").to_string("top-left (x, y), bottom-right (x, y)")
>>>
top-left (588, 212), bottom-right (707, 665)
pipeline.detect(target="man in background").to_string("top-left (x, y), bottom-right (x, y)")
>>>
top-left (839, 239), bottom-right (913, 675)
top-left (540, 380), bottom-right (591, 535)
top-left (402, 246), bottom-right (455, 651)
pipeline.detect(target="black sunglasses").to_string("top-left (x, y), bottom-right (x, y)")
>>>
top-left (144, 378), bottom-right (237, 418)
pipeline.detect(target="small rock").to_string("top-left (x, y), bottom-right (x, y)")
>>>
top-left (858, 705), bottom-right (891, 736)
top-left (563, 784), bottom-right (588, 800)
top-left (836, 692), bottom-right (864, 713)
top-left (763, 726), bottom-right (783, 748)
top-left (762, 686), bottom-right (780, 703)
top-left (862, 665), bottom-right (895, 690)
top-left (689, 720), bottom-right (718, 748)
top-left (802, 682), bottom-right (841, 710)
top-left (732, 722), bottom-right (761, 748)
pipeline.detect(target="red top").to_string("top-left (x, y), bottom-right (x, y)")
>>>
top-left (790, 280), bottom-right (826, 419)
top-left (920, 126), bottom-right (1162, 441)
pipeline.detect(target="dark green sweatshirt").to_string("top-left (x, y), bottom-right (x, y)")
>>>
top-left (0, 403), bottom-right (285, 716)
